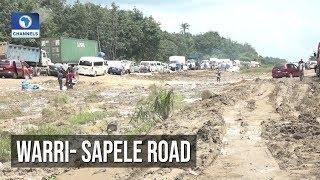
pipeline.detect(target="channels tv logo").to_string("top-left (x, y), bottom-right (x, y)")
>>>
top-left (19, 15), bottom-right (32, 29)
top-left (11, 12), bottom-right (40, 38)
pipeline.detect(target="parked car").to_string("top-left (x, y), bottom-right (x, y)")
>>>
top-left (107, 60), bottom-right (124, 75)
top-left (133, 65), bottom-right (140, 73)
top-left (77, 57), bottom-right (105, 76)
top-left (121, 60), bottom-right (134, 74)
top-left (108, 64), bottom-right (124, 75)
top-left (48, 63), bottom-right (68, 77)
top-left (139, 61), bottom-right (152, 73)
top-left (187, 59), bottom-right (197, 70)
top-left (272, 63), bottom-right (301, 78)
top-left (305, 61), bottom-right (317, 70)
top-left (169, 61), bottom-right (183, 71)
top-left (200, 60), bottom-right (211, 69)
top-left (0, 59), bottom-right (33, 78)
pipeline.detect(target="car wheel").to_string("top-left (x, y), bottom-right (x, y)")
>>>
top-left (93, 71), bottom-right (97, 77)
top-left (12, 73), bottom-right (18, 79)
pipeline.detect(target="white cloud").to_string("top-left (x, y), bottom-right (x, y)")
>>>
top-left (98, 0), bottom-right (320, 60)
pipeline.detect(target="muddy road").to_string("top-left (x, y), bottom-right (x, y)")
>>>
top-left (0, 70), bottom-right (319, 179)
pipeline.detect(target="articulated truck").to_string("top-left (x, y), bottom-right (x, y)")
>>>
top-left (41, 37), bottom-right (98, 64)
top-left (0, 38), bottom-right (99, 76)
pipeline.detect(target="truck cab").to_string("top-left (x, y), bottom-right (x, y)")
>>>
top-left (41, 50), bottom-right (53, 67)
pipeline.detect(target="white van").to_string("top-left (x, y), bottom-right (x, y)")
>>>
top-left (139, 61), bottom-right (163, 72)
top-left (78, 57), bottom-right (106, 76)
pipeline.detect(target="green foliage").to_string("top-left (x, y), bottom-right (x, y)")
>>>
top-left (152, 89), bottom-right (174, 120)
top-left (240, 65), bottom-right (273, 74)
top-left (129, 87), bottom-right (179, 134)
top-left (0, 0), bottom-right (282, 62)
top-left (0, 132), bottom-right (10, 162)
top-left (53, 93), bottom-right (69, 104)
top-left (309, 53), bottom-right (316, 61)
top-left (261, 56), bottom-right (287, 65)
top-left (69, 111), bottom-right (106, 125)
top-left (46, 175), bottom-right (56, 180)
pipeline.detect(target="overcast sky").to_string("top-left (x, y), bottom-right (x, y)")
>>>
top-left (72, 0), bottom-right (320, 60)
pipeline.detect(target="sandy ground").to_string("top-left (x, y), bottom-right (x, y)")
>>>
top-left (0, 69), bottom-right (319, 179)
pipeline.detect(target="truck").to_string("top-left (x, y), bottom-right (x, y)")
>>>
top-left (0, 42), bottom-right (52, 76)
top-left (315, 42), bottom-right (320, 77)
top-left (41, 37), bottom-right (98, 64)
top-left (169, 56), bottom-right (186, 71)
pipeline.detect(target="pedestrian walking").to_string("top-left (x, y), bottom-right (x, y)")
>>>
top-left (57, 70), bottom-right (64, 90)
top-left (216, 69), bottom-right (221, 82)
top-left (65, 68), bottom-right (75, 89)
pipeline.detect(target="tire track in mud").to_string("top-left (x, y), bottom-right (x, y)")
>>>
top-left (262, 78), bottom-right (320, 178)
top-left (197, 81), bottom-right (290, 179)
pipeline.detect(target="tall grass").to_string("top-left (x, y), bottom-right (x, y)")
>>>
top-left (53, 93), bottom-right (69, 105)
top-left (69, 111), bottom-right (106, 125)
top-left (0, 132), bottom-right (10, 162)
top-left (153, 89), bottom-right (174, 120)
top-left (129, 87), bottom-right (178, 134)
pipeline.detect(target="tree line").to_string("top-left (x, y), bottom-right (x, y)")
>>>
top-left (0, 0), bottom-right (285, 64)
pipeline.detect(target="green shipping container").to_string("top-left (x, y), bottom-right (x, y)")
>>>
top-left (41, 37), bottom-right (98, 64)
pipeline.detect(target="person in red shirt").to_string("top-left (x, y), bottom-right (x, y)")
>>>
top-left (65, 68), bottom-right (75, 89)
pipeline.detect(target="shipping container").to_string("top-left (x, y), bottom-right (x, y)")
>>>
top-left (41, 37), bottom-right (98, 64)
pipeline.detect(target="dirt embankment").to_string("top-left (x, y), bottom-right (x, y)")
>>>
top-left (2, 71), bottom-right (320, 179)
top-left (262, 77), bottom-right (320, 177)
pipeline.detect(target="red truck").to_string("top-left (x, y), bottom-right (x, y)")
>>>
top-left (272, 63), bottom-right (301, 78)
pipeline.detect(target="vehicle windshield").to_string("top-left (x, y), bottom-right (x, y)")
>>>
top-left (274, 65), bottom-right (284, 69)
top-left (79, 60), bottom-right (92, 66)
top-left (140, 62), bottom-right (149, 66)
top-left (94, 62), bottom-right (104, 66)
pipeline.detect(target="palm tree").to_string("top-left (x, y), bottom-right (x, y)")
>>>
top-left (180, 23), bottom-right (190, 34)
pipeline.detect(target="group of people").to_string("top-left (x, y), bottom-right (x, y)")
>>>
top-left (57, 67), bottom-right (76, 90)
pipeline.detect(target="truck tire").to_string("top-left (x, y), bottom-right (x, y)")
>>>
top-left (33, 68), bottom-right (40, 77)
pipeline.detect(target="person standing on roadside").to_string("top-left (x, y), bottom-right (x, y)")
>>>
top-left (298, 59), bottom-right (304, 81)
top-left (66, 68), bottom-right (75, 89)
top-left (216, 69), bottom-right (221, 82)
top-left (57, 70), bottom-right (64, 90)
